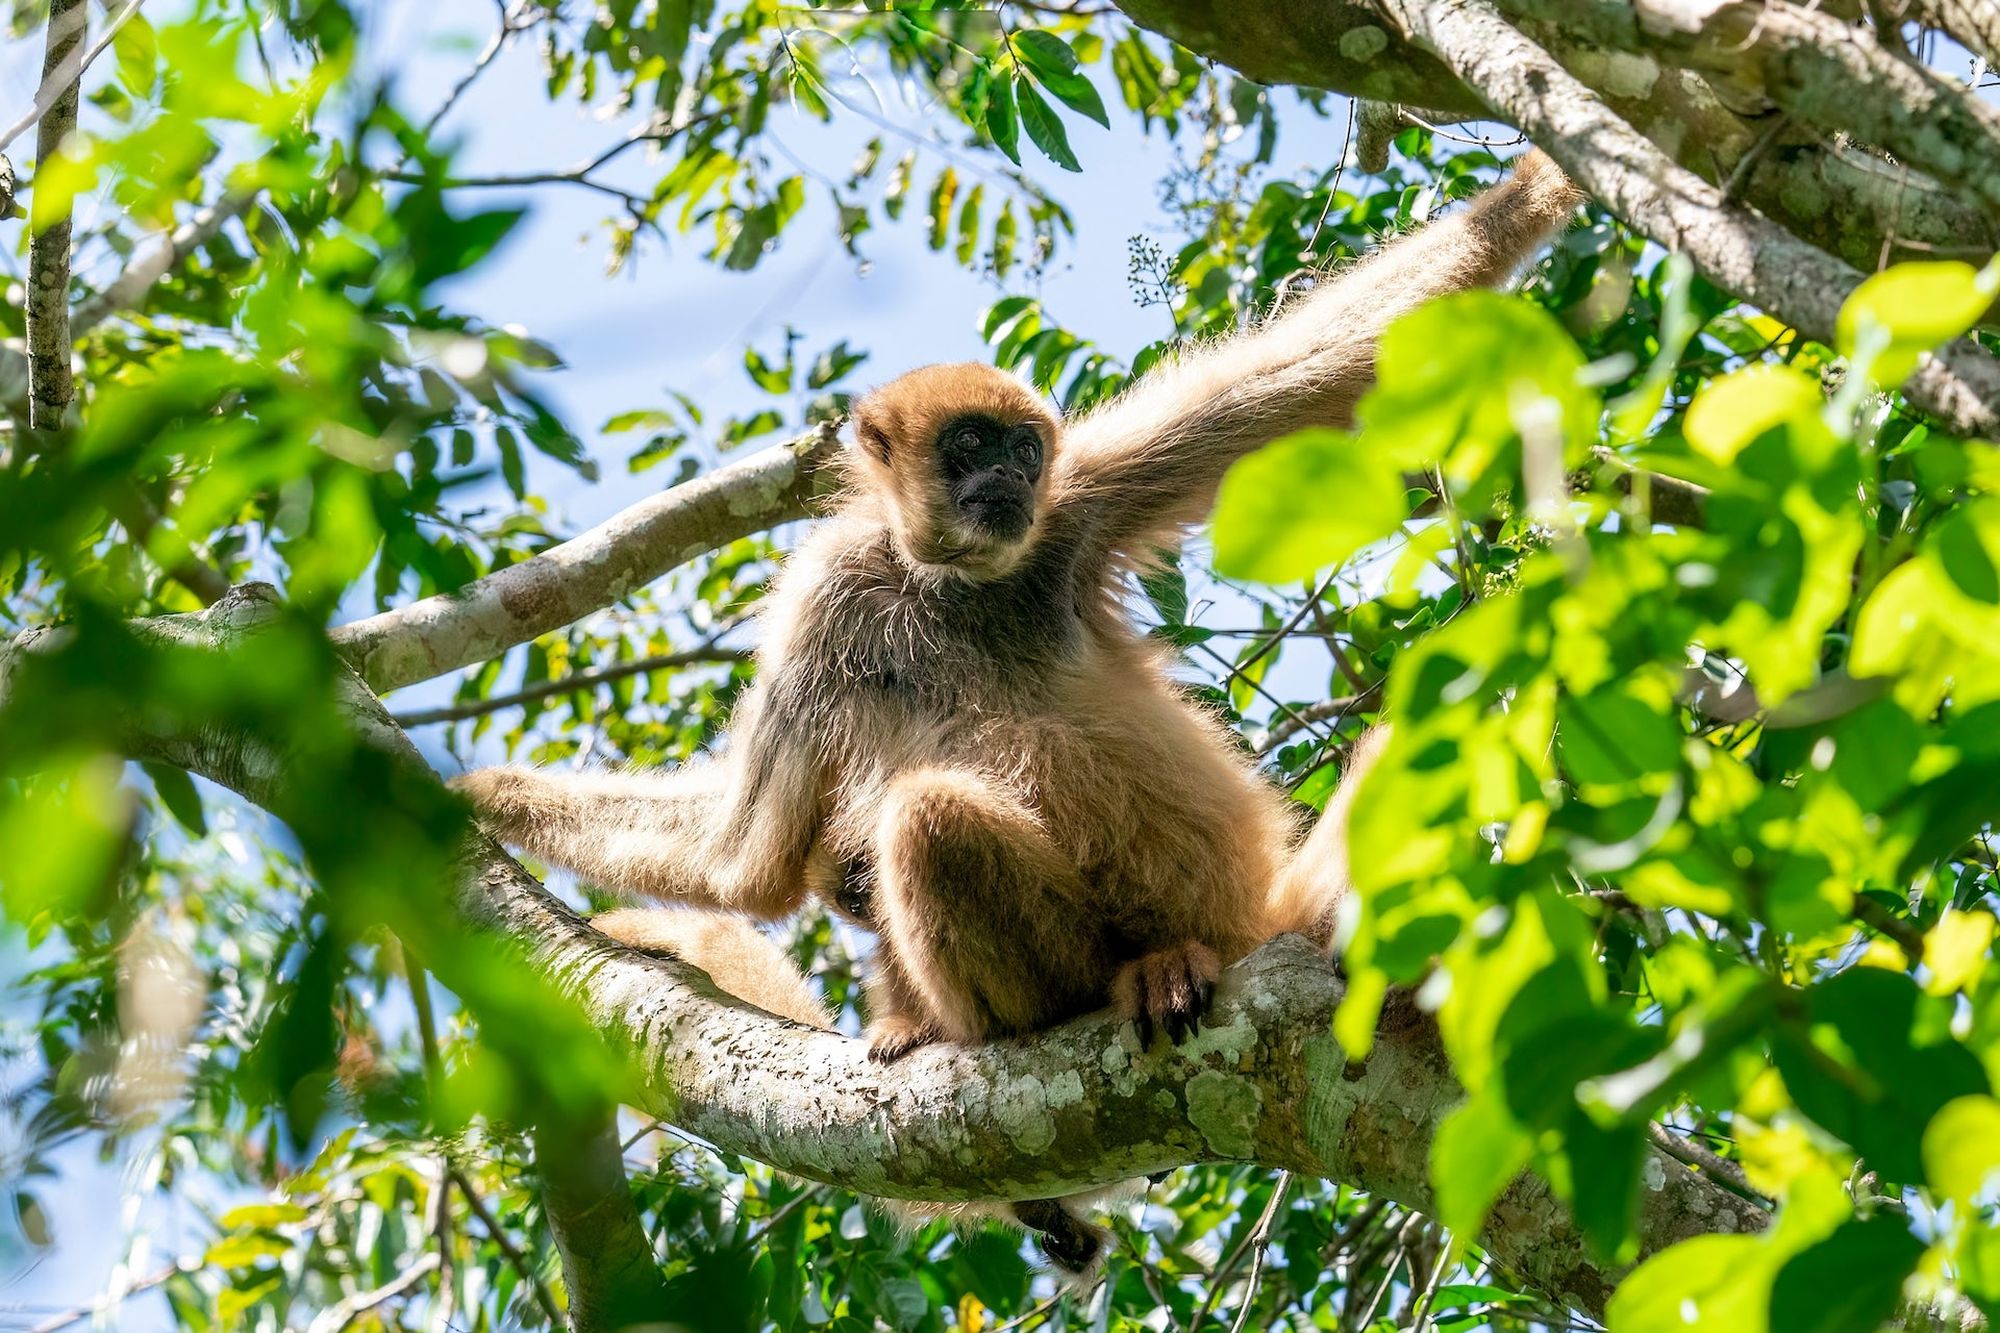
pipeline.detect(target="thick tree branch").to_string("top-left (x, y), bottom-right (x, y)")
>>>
top-left (1912, 0), bottom-right (2000, 71)
top-left (331, 425), bottom-right (842, 695)
top-left (1368, 0), bottom-right (2000, 435)
top-left (0, 587), bottom-right (1770, 1323)
top-left (1501, 0), bottom-right (2000, 220)
top-left (535, 1111), bottom-right (669, 1331)
top-left (1112, 0), bottom-right (1997, 272)
top-left (25, 0), bottom-right (84, 431)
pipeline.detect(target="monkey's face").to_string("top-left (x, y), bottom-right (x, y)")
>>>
top-left (851, 362), bottom-right (1059, 582)
top-left (936, 413), bottom-right (1044, 545)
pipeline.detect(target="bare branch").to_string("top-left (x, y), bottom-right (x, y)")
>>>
top-left (331, 425), bottom-right (842, 695)
top-left (1913, 0), bottom-right (2000, 71)
top-left (451, 1164), bottom-right (568, 1328)
top-left (302, 1253), bottom-right (442, 1333)
top-left (535, 1111), bottom-right (666, 1332)
top-left (71, 190), bottom-right (259, 332)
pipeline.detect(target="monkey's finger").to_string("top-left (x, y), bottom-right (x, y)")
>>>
top-left (1200, 980), bottom-right (1217, 1015)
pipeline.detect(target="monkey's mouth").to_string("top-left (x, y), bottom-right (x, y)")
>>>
top-left (955, 483), bottom-right (1033, 541)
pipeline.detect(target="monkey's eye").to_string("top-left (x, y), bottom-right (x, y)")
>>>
top-left (1013, 434), bottom-right (1042, 466)
top-left (953, 426), bottom-right (983, 454)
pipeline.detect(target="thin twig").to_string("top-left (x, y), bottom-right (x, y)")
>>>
top-left (393, 645), bottom-right (749, 726)
top-left (1225, 1171), bottom-right (1290, 1333)
top-left (304, 1253), bottom-right (441, 1333)
top-left (420, 1), bottom-right (526, 138)
top-left (742, 1184), bottom-right (824, 1246)
top-left (1852, 892), bottom-right (1926, 963)
top-left (1192, 1170), bottom-right (1290, 1330)
top-left (25, 1261), bottom-right (194, 1333)
top-left (1646, 1122), bottom-right (1773, 1208)
top-left (1257, 694), bottom-right (1371, 753)
top-left (0, 0), bottom-right (146, 157)
top-left (1408, 1237), bottom-right (1455, 1333)
top-left (451, 1165), bottom-right (566, 1328)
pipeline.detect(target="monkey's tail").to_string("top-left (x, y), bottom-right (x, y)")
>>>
top-left (1263, 726), bottom-right (1391, 950)
top-left (589, 906), bottom-right (1118, 1281)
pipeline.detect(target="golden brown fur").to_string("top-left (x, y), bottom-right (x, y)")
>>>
top-left (455, 150), bottom-right (1584, 1273)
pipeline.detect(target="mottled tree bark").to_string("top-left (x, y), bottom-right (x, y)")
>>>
top-left (1114, 0), bottom-right (1998, 273)
top-left (25, 0), bottom-right (84, 431)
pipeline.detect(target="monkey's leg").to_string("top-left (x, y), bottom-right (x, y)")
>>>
top-left (871, 767), bottom-right (1107, 1045)
top-left (860, 957), bottom-right (949, 1064)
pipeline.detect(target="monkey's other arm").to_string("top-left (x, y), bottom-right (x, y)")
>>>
top-left (1051, 149), bottom-right (1585, 557)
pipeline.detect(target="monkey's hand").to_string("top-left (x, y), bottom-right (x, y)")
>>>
top-left (1113, 941), bottom-right (1220, 1049)
top-left (866, 1014), bottom-right (944, 1064)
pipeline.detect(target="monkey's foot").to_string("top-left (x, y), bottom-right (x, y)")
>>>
top-left (1012, 1199), bottom-right (1104, 1278)
top-left (1113, 941), bottom-right (1220, 1049)
top-left (866, 1016), bottom-right (942, 1063)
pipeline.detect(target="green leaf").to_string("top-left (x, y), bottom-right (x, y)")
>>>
top-left (1212, 428), bottom-right (1407, 582)
top-left (807, 341), bottom-right (867, 389)
top-left (114, 13), bottom-right (160, 98)
top-left (1768, 1215), bottom-right (1924, 1333)
top-left (1607, 1233), bottom-right (1776, 1333)
top-left (143, 761), bottom-right (207, 835)
top-left (1360, 292), bottom-right (1594, 500)
top-left (1011, 31), bottom-right (1110, 128)
top-left (1685, 364), bottom-right (1824, 466)
top-left (984, 70), bottom-right (1021, 164)
top-left (1923, 1094), bottom-right (2000, 1201)
top-left (1774, 968), bottom-right (1988, 1183)
top-left (1838, 259), bottom-right (1999, 385)
top-left (1431, 1091), bottom-right (1532, 1240)
top-left (1015, 77), bottom-right (1081, 172)
top-left (495, 426), bottom-right (526, 499)
top-left (745, 345), bottom-right (792, 394)
top-left (927, 166), bottom-right (959, 250)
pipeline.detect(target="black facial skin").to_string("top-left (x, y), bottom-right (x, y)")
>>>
top-left (936, 413), bottom-right (1043, 541)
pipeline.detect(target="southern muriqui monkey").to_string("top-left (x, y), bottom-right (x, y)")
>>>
top-left (456, 149), bottom-right (1586, 1268)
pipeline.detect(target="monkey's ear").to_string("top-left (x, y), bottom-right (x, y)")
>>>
top-left (854, 415), bottom-right (894, 465)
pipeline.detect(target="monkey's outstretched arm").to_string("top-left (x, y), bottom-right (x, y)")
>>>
top-left (453, 674), bottom-right (826, 919)
top-left (1050, 150), bottom-right (1585, 560)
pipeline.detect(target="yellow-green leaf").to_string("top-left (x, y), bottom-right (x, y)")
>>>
top-left (1684, 364), bottom-right (1823, 466)
top-left (1212, 428), bottom-right (1406, 583)
top-left (1838, 259), bottom-right (1999, 386)
top-left (1923, 1094), bottom-right (2000, 1201)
